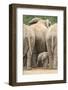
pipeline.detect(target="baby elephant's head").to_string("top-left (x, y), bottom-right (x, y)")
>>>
top-left (37, 52), bottom-right (49, 67)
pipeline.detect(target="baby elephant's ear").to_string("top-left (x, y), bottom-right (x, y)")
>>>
top-left (28, 17), bottom-right (40, 25)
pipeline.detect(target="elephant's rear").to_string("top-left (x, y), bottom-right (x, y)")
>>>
top-left (46, 23), bottom-right (57, 69)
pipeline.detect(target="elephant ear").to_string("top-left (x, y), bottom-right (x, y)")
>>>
top-left (28, 17), bottom-right (40, 25)
top-left (45, 19), bottom-right (51, 28)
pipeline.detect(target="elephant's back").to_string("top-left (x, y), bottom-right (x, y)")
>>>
top-left (29, 24), bottom-right (47, 53)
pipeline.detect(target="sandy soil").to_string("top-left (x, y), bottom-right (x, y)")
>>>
top-left (23, 68), bottom-right (57, 75)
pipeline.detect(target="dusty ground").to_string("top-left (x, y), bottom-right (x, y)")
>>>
top-left (23, 67), bottom-right (57, 75)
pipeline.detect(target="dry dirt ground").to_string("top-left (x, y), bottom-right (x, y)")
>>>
top-left (23, 68), bottom-right (57, 75)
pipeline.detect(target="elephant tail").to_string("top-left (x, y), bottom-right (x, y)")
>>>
top-left (51, 35), bottom-right (54, 57)
top-left (51, 35), bottom-right (56, 57)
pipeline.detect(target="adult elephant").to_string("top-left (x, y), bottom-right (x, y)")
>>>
top-left (28, 18), bottom-right (51, 53)
top-left (23, 18), bottom-right (51, 70)
top-left (23, 24), bottom-right (35, 70)
top-left (46, 23), bottom-right (57, 69)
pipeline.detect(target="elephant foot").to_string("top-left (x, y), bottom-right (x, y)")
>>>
top-left (43, 66), bottom-right (48, 69)
top-left (27, 67), bottom-right (32, 70)
top-left (53, 66), bottom-right (57, 69)
top-left (48, 65), bottom-right (53, 69)
top-left (32, 64), bottom-right (37, 68)
top-left (43, 64), bottom-right (48, 69)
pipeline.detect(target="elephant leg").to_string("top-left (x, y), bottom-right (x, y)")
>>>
top-left (23, 55), bottom-right (27, 70)
top-left (53, 46), bottom-right (57, 69)
top-left (32, 47), bottom-right (37, 68)
top-left (23, 38), bottom-right (29, 57)
top-left (48, 56), bottom-right (53, 69)
top-left (32, 53), bottom-right (37, 67)
top-left (53, 37), bottom-right (57, 69)
top-left (46, 38), bottom-right (53, 69)
top-left (27, 35), bottom-right (35, 70)
top-left (26, 38), bottom-right (32, 70)
top-left (27, 50), bottom-right (32, 70)
top-left (53, 56), bottom-right (57, 69)
top-left (43, 59), bottom-right (49, 69)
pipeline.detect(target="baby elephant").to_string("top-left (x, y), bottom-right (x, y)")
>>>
top-left (37, 52), bottom-right (49, 68)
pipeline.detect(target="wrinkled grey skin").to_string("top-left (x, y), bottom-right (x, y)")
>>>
top-left (23, 18), bottom-right (51, 70)
top-left (46, 23), bottom-right (57, 69)
top-left (37, 52), bottom-right (49, 68)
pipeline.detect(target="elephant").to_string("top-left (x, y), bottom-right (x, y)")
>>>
top-left (37, 52), bottom-right (49, 68)
top-left (23, 24), bottom-right (35, 70)
top-left (23, 24), bottom-right (29, 68)
top-left (23, 18), bottom-right (51, 70)
top-left (23, 24), bottom-right (29, 57)
top-left (28, 18), bottom-right (51, 53)
top-left (46, 23), bottom-right (57, 69)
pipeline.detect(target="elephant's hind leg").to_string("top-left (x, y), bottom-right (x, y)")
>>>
top-left (46, 37), bottom-right (53, 69)
top-left (53, 45), bottom-right (57, 69)
top-left (27, 50), bottom-right (32, 70)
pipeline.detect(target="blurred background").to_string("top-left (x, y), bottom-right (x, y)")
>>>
top-left (23, 15), bottom-right (57, 25)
